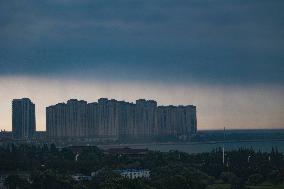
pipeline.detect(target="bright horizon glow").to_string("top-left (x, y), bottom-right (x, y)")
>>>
top-left (0, 76), bottom-right (283, 131)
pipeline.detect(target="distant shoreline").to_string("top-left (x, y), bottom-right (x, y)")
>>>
top-left (98, 138), bottom-right (284, 149)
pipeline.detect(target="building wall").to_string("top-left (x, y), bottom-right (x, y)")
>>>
top-left (46, 98), bottom-right (197, 140)
top-left (12, 98), bottom-right (36, 139)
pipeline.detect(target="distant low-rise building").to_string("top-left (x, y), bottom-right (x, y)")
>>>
top-left (0, 131), bottom-right (12, 139)
top-left (0, 175), bottom-right (7, 189)
top-left (71, 174), bottom-right (92, 181)
top-left (104, 147), bottom-right (148, 156)
top-left (113, 169), bottom-right (150, 179)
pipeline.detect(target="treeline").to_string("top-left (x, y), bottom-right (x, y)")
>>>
top-left (0, 144), bottom-right (283, 189)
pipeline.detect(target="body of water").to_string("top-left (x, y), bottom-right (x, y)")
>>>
top-left (99, 140), bottom-right (284, 154)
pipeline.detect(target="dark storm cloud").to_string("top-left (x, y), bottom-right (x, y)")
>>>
top-left (0, 0), bottom-right (283, 84)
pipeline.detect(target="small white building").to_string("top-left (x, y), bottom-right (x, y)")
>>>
top-left (0, 175), bottom-right (7, 189)
top-left (113, 169), bottom-right (150, 179)
top-left (71, 174), bottom-right (92, 181)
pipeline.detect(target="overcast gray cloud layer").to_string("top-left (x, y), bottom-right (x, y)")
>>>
top-left (0, 0), bottom-right (283, 84)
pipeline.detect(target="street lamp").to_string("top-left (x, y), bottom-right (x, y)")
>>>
top-left (248, 155), bottom-right (251, 163)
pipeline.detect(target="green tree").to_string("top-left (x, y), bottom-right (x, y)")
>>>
top-left (248, 173), bottom-right (264, 185)
top-left (4, 175), bottom-right (29, 189)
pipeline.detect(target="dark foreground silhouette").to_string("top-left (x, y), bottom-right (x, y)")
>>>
top-left (0, 144), bottom-right (283, 189)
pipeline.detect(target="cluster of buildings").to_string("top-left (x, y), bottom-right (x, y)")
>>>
top-left (9, 98), bottom-right (197, 142)
top-left (46, 98), bottom-right (197, 141)
top-left (0, 169), bottom-right (150, 188)
top-left (72, 169), bottom-right (150, 182)
top-left (112, 169), bottom-right (150, 179)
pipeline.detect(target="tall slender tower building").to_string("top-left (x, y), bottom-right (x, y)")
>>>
top-left (12, 98), bottom-right (36, 139)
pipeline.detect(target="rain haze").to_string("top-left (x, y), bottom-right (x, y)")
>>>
top-left (0, 0), bottom-right (283, 131)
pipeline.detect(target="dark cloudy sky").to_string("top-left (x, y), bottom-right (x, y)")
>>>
top-left (0, 0), bottom-right (283, 130)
